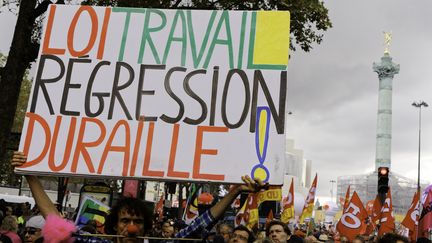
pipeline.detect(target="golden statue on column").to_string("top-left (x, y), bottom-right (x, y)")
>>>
top-left (383, 31), bottom-right (392, 54)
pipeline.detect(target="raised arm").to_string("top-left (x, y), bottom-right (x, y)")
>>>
top-left (176, 175), bottom-right (267, 239)
top-left (210, 175), bottom-right (266, 220)
top-left (11, 151), bottom-right (60, 217)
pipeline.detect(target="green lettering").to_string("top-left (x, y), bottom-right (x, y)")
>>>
top-left (138, 9), bottom-right (166, 64)
top-left (162, 10), bottom-right (187, 66)
top-left (203, 11), bottom-right (234, 69)
top-left (187, 10), bottom-right (217, 68)
top-left (237, 11), bottom-right (247, 69)
top-left (112, 8), bottom-right (146, 62)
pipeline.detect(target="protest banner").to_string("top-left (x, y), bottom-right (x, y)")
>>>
top-left (76, 195), bottom-right (110, 233)
top-left (17, 5), bottom-right (290, 184)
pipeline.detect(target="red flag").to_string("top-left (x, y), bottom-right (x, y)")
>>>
top-left (378, 189), bottom-right (395, 236)
top-left (371, 195), bottom-right (382, 223)
top-left (300, 174), bottom-right (317, 223)
top-left (235, 193), bottom-right (259, 228)
top-left (336, 191), bottom-right (368, 242)
top-left (363, 217), bottom-right (376, 236)
top-left (343, 185), bottom-right (351, 210)
top-left (281, 178), bottom-right (294, 223)
top-left (154, 195), bottom-right (164, 220)
top-left (401, 192), bottom-right (420, 242)
top-left (419, 190), bottom-right (432, 238)
top-left (266, 210), bottom-right (274, 226)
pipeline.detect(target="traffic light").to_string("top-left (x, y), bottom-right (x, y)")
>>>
top-left (377, 167), bottom-right (389, 194)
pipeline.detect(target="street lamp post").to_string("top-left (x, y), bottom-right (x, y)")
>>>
top-left (330, 180), bottom-right (336, 202)
top-left (412, 101), bottom-right (428, 196)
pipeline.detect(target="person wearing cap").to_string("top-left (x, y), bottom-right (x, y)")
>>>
top-left (23, 215), bottom-right (44, 243)
top-left (318, 234), bottom-right (329, 242)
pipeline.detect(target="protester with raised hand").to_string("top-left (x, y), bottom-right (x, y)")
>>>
top-left (11, 151), bottom-right (268, 243)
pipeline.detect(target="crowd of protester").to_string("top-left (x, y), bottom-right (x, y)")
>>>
top-left (1, 191), bottom-right (431, 243)
top-left (0, 152), bottom-right (430, 242)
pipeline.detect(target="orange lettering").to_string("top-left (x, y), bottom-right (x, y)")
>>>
top-left (167, 124), bottom-right (189, 178)
top-left (130, 119), bottom-right (144, 176)
top-left (192, 126), bottom-right (228, 181)
top-left (98, 120), bottom-right (131, 176)
top-left (97, 7), bottom-right (111, 59)
top-left (71, 117), bottom-right (106, 173)
top-left (42, 5), bottom-right (66, 55)
top-left (67, 6), bottom-right (98, 57)
top-left (142, 122), bottom-right (164, 177)
top-left (48, 116), bottom-right (76, 172)
top-left (21, 113), bottom-right (51, 168)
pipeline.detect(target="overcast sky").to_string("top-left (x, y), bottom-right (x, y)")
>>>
top-left (287, 0), bottom-right (432, 199)
top-left (1, 0), bottom-right (432, 201)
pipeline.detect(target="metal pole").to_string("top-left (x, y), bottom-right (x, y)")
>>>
top-left (416, 105), bottom-right (422, 243)
top-left (330, 180), bottom-right (336, 202)
top-left (417, 106), bottom-right (421, 196)
top-left (412, 101), bottom-right (428, 241)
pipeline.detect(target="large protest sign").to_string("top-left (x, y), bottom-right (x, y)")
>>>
top-left (17, 5), bottom-right (290, 184)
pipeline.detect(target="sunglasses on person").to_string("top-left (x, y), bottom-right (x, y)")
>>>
top-left (24, 227), bottom-right (40, 235)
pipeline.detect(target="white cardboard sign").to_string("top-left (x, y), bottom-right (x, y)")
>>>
top-left (18, 5), bottom-right (290, 184)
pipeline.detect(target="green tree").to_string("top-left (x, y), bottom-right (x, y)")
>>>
top-left (82, 0), bottom-right (332, 52)
top-left (0, 52), bottom-right (31, 185)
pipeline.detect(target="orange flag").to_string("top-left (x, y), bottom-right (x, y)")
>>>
top-left (401, 192), bottom-right (420, 242)
top-left (371, 195), bottom-right (382, 223)
top-left (343, 185), bottom-right (351, 210)
top-left (378, 189), bottom-right (395, 236)
top-left (419, 190), bottom-right (432, 238)
top-left (266, 209), bottom-right (274, 226)
top-left (235, 193), bottom-right (259, 228)
top-left (154, 195), bottom-right (164, 220)
top-left (281, 178), bottom-right (295, 223)
top-left (300, 174), bottom-right (317, 223)
top-left (336, 191), bottom-right (368, 242)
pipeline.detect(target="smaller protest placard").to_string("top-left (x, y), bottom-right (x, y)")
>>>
top-left (76, 195), bottom-right (110, 233)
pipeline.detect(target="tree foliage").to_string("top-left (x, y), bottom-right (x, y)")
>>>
top-left (81, 0), bottom-right (332, 52)
top-left (0, 52), bottom-right (32, 186)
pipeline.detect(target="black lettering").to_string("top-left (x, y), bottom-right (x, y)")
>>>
top-left (60, 58), bottom-right (91, 116)
top-left (183, 69), bottom-right (207, 125)
top-left (250, 70), bottom-right (287, 134)
top-left (221, 69), bottom-right (250, 129)
top-left (209, 66), bottom-right (219, 126)
top-left (108, 62), bottom-right (135, 120)
top-left (136, 64), bottom-right (166, 121)
top-left (160, 66), bottom-right (186, 124)
top-left (30, 55), bottom-right (65, 114)
top-left (85, 61), bottom-right (111, 117)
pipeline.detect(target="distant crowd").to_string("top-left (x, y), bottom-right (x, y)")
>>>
top-left (0, 152), bottom-right (429, 243)
top-left (0, 199), bottom-right (425, 243)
